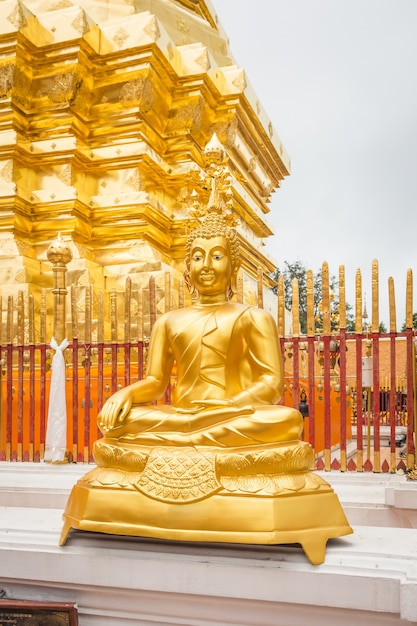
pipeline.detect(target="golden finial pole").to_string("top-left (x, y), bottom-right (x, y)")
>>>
top-left (110, 289), bottom-right (117, 342)
top-left (71, 285), bottom-right (78, 339)
top-left (278, 275), bottom-right (285, 338)
top-left (371, 260), bottom-right (379, 334)
top-left (292, 278), bottom-right (299, 338)
top-left (388, 277), bottom-right (396, 333)
top-left (339, 265), bottom-right (346, 330)
top-left (406, 268), bottom-right (413, 330)
top-left (124, 277), bottom-right (131, 343)
top-left (47, 234), bottom-right (73, 345)
top-left (355, 269), bottom-right (362, 335)
top-left (306, 270), bottom-right (314, 338)
top-left (165, 272), bottom-right (172, 313)
top-left (322, 262), bottom-right (330, 336)
top-left (98, 291), bottom-right (104, 344)
top-left (257, 268), bottom-right (264, 309)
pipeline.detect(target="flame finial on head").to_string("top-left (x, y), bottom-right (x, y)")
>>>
top-left (185, 135), bottom-right (240, 280)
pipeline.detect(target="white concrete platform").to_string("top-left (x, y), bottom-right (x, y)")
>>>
top-left (0, 463), bottom-right (417, 625)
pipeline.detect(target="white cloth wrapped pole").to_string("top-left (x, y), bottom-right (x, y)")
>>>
top-left (45, 337), bottom-right (69, 462)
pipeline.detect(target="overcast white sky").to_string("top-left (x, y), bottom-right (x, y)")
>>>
top-left (213, 0), bottom-right (417, 327)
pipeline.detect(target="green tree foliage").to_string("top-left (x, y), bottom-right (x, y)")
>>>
top-left (271, 260), bottom-right (355, 334)
top-left (401, 312), bottom-right (417, 331)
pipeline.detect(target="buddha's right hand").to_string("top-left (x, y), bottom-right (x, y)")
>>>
top-left (98, 387), bottom-right (132, 434)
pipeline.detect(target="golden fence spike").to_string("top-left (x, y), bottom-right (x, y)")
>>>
top-left (306, 269), bottom-right (314, 337)
top-left (98, 290), bottom-right (104, 344)
top-left (278, 275), bottom-right (285, 338)
top-left (372, 260), bottom-right (379, 333)
top-left (388, 277), bottom-right (396, 333)
top-left (85, 285), bottom-right (92, 343)
top-left (110, 288), bottom-right (117, 343)
top-left (149, 276), bottom-right (156, 331)
top-left (137, 288), bottom-right (143, 341)
top-left (165, 272), bottom-right (171, 313)
top-left (40, 289), bottom-right (46, 344)
top-left (71, 285), bottom-right (78, 339)
top-left (7, 295), bottom-right (13, 344)
top-left (355, 269), bottom-right (362, 334)
top-left (28, 294), bottom-right (34, 345)
top-left (339, 265), bottom-right (346, 330)
top-left (124, 277), bottom-right (131, 343)
top-left (291, 278), bottom-right (299, 337)
top-left (257, 267), bottom-right (264, 309)
top-left (322, 261), bottom-right (330, 336)
top-left (17, 291), bottom-right (24, 345)
top-left (406, 269), bottom-right (413, 329)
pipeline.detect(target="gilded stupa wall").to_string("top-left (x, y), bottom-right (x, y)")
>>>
top-left (0, 0), bottom-right (290, 336)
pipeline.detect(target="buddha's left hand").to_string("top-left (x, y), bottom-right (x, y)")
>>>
top-left (192, 399), bottom-right (237, 409)
top-left (175, 399), bottom-right (237, 414)
top-left (174, 399), bottom-right (254, 432)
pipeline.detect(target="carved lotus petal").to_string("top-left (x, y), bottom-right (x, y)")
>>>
top-left (78, 467), bottom-right (101, 485)
top-left (273, 473), bottom-right (306, 491)
top-left (117, 471), bottom-right (138, 487)
top-left (220, 476), bottom-right (239, 492)
top-left (263, 479), bottom-right (284, 495)
top-left (120, 450), bottom-right (147, 471)
top-left (253, 451), bottom-right (286, 474)
top-left (217, 453), bottom-right (252, 476)
top-left (304, 472), bottom-right (323, 490)
top-left (93, 442), bottom-right (115, 465)
top-left (295, 444), bottom-right (314, 464)
top-left (237, 475), bottom-right (268, 493)
top-left (95, 469), bottom-right (126, 486)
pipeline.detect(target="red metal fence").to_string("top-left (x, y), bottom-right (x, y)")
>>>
top-left (0, 265), bottom-right (416, 471)
top-left (281, 331), bottom-right (415, 473)
top-left (0, 329), bottom-right (415, 471)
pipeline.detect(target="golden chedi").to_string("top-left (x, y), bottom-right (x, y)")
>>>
top-left (0, 0), bottom-right (285, 328)
top-left (61, 139), bottom-right (352, 565)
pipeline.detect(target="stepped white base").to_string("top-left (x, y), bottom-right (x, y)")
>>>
top-left (0, 464), bottom-right (416, 625)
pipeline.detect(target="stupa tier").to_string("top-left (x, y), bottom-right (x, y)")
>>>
top-left (0, 0), bottom-right (290, 318)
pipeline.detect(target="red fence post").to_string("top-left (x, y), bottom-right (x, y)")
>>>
top-left (307, 336), bottom-right (316, 452)
top-left (372, 332), bottom-right (381, 472)
top-left (406, 328), bottom-right (416, 466)
top-left (339, 328), bottom-right (347, 471)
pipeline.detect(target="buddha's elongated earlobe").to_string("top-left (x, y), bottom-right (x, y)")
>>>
top-left (228, 262), bottom-right (241, 298)
top-left (230, 272), bottom-right (238, 296)
top-left (183, 270), bottom-right (196, 295)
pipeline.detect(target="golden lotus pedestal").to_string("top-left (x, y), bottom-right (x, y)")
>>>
top-left (60, 441), bottom-right (352, 565)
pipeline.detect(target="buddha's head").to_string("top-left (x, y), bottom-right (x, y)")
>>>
top-left (185, 211), bottom-right (240, 299)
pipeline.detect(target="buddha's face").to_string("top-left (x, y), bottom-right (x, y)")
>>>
top-left (190, 236), bottom-right (233, 296)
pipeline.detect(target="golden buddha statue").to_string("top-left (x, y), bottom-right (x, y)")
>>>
top-left (60, 137), bottom-right (352, 564)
